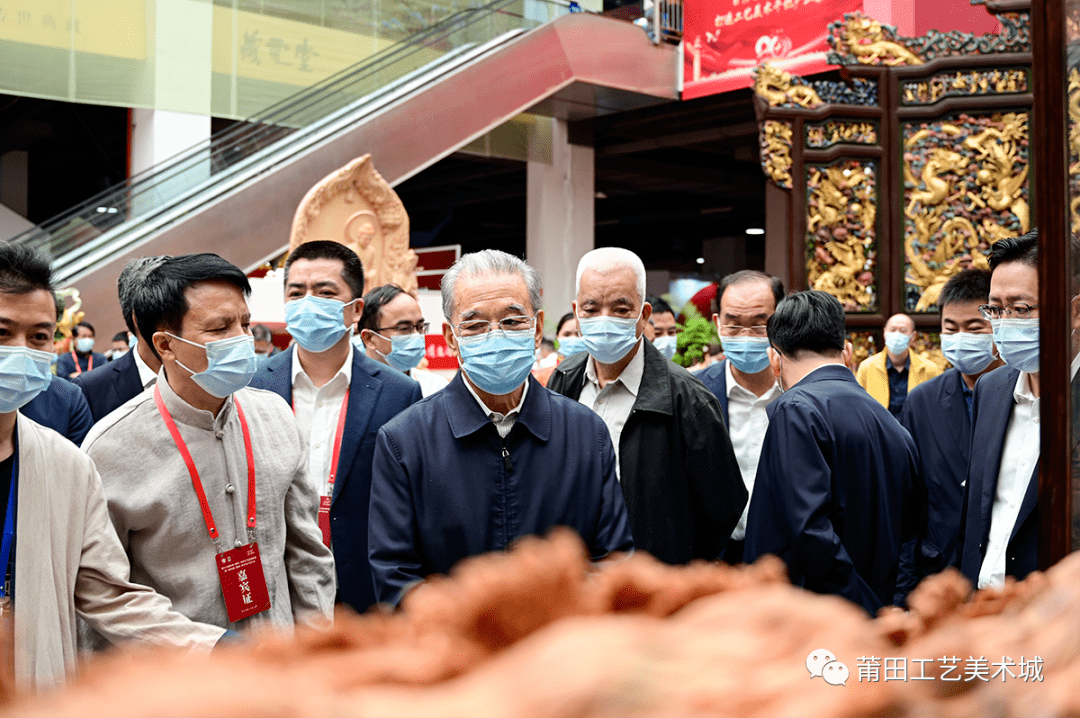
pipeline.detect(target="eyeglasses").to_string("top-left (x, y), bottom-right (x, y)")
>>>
top-left (374, 321), bottom-right (429, 336)
top-left (718, 324), bottom-right (768, 337)
top-left (977, 303), bottom-right (1039, 320)
top-left (453, 314), bottom-right (536, 337)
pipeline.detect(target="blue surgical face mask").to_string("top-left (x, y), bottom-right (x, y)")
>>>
top-left (940, 332), bottom-right (997, 376)
top-left (991, 318), bottom-right (1039, 373)
top-left (128, 333), bottom-right (138, 349)
top-left (75, 337), bottom-right (95, 354)
top-left (653, 334), bottom-right (678, 360)
top-left (0, 346), bottom-right (54, 412)
top-left (884, 331), bottom-right (911, 355)
top-left (722, 336), bottom-right (771, 374)
top-left (556, 336), bottom-right (586, 357)
top-left (455, 326), bottom-right (536, 396)
top-left (578, 309), bottom-right (642, 365)
top-left (285, 295), bottom-right (358, 353)
top-left (167, 333), bottom-right (257, 398)
top-left (376, 332), bottom-right (426, 373)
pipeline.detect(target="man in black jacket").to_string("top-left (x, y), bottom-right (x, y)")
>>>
top-left (548, 247), bottom-right (745, 564)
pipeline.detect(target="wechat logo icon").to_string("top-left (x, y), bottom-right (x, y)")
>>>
top-left (806, 649), bottom-right (848, 687)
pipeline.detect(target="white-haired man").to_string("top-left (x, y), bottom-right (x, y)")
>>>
top-left (547, 248), bottom-right (746, 564)
top-left (368, 249), bottom-right (633, 605)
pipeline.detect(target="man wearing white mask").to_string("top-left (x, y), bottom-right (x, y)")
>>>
top-left (958, 230), bottom-right (1042, 588)
top-left (250, 242), bottom-right (421, 613)
top-left (856, 312), bottom-right (941, 417)
top-left (697, 270), bottom-right (785, 563)
top-left (548, 248), bottom-right (745, 565)
top-left (368, 250), bottom-right (633, 605)
top-left (646, 295), bottom-right (679, 361)
top-left (356, 283), bottom-right (448, 397)
top-left (83, 253), bottom-right (335, 635)
top-left (900, 269), bottom-right (1003, 577)
top-left (0, 244), bottom-right (231, 691)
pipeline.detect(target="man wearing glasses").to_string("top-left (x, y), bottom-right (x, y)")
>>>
top-left (250, 241), bottom-right (422, 612)
top-left (548, 248), bottom-right (745, 566)
top-left (958, 230), bottom-right (1042, 589)
top-left (368, 250), bottom-right (633, 605)
top-left (697, 270), bottom-right (785, 564)
top-left (356, 284), bottom-right (448, 396)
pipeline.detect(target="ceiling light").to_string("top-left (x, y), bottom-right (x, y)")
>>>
top-left (745, 228), bottom-right (764, 235)
top-left (95, 207), bottom-right (108, 213)
top-left (695, 257), bottom-right (705, 264)
top-left (595, 191), bottom-right (607, 199)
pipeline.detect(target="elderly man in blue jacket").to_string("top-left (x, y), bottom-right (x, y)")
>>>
top-left (368, 249), bottom-right (634, 606)
top-left (744, 290), bottom-right (922, 616)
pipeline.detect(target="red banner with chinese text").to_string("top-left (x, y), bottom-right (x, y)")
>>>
top-left (683, 0), bottom-right (863, 99)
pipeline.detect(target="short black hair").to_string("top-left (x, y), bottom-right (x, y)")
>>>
top-left (989, 229), bottom-right (1038, 271)
top-left (112, 331), bottom-right (129, 343)
top-left (718, 270), bottom-right (785, 309)
top-left (359, 284), bottom-right (407, 332)
top-left (76, 321), bottom-right (95, 336)
top-left (767, 290), bottom-right (847, 359)
top-left (647, 295), bottom-right (674, 318)
top-left (938, 269), bottom-right (991, 310)
top-left (251, 324), bottom-right (273, 343)
top-left (541, 338), bottom-right (555, 351)
top-left (0, 242), bottom-right (55, 296)
top-left (133, 253), bottom-right (251, 361)
top-left (118, 256), bottom-right (171, 335)
top-left (555, 312), bottom-right (576, 335)
top-left (284, 241), bottom-right (365, 301)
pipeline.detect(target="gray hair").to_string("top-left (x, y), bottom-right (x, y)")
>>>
top-left (441, 249), bottom-right (542, 321)
top-left (117, 255), bottom-right (170, 335)
top-left (576, 247), bottom-right (646, 305)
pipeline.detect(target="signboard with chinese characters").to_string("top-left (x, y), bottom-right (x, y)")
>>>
top-left (683, 0), bottom-right (862, 99)
top-left (0, 0), bottom-right (146, 60)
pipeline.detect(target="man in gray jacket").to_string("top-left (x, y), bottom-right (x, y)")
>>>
top-left (83, 254), bottom-right (335, 634)
top-left (0, 243), bottom-right (227, 691)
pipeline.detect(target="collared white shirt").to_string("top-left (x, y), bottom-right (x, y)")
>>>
top-left (579, 337), bottom-right (646, 480)
top-left (291, 343), bottom-right (354, 497)
top-left (978, 370), bottom-right (1040, 589)
top-left (409, 367), bottom-right (449, 397)
top-left (133, 348), bottom-right (157, 389)
top-left (725, 360), bottom-right (781, 541)
top-left (463, 374), bottom-right (529, 439)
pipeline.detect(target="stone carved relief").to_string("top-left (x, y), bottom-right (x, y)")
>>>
top-left (760, 120), bottom-right (793, 188)
top-left (902, 113), bottom-right (1029, 312)
top-left (289, 154), bottom-right (418, 294)
top-left (806, 160), bottom-right (878, 312)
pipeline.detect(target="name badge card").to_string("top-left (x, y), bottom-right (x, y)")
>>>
top-left (216, 542), bottom-right (271, 623)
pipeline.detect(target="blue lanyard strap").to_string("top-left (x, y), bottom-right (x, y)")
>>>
top-left (0, 469), bottom-right (15, 600)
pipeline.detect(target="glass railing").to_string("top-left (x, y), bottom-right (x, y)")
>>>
top-left (11, 0), bottom-right (572, 284)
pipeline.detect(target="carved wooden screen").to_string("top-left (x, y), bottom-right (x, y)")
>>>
top-left (754, 6), bottom-right (1032, 349)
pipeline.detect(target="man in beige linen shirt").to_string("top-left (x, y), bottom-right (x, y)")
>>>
top-left (83, 254), bottom-right (335, 634)
top-left (0, 243), bottom-right (227, 692)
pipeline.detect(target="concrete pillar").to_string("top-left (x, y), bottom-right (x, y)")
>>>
top-left (526, 118), bottom-right (594, 330)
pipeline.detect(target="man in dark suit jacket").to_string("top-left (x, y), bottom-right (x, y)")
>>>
top-left (695, 270), bottom-right (784, 564)
top-left (73, 257), bottom-right (168, 423)
top-left (56, 321), bottom-right (107, 379)
top-left (249, 241), bottom-right (421, 612)
top-left (744, 290), bottom-right (921, 615)
top-left (21, 376), bottom-right (94, 445)
top-left (900, 269), bottom-right (1003, 577)
top-left (957, 231), bottom-right (1043, 588)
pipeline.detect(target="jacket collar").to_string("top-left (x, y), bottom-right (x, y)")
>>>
top-left (444, 373), bottom-right (551, 441)
top-left (631, 338), bottom-right (674, 416)
top-left (155, 367), bottom-right (235, 432)
top-left (790, 362), bottom-right (856, 389)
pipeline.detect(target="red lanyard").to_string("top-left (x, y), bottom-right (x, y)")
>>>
top-left (70, 349), bottom-right (93, 375)
top-left (292, 389), bottom-right (350, 497)
top-left (154, 385), bottom-right (256, 548)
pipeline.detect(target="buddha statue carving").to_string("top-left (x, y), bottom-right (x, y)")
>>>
top-left (289, 154), bottom-right (418, 293)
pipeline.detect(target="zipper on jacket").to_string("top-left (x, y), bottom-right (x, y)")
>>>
top-left (500, 437), bottom-right (513, 472)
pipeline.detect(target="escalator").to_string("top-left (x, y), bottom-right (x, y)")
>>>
top-left (10, 0), bottom-right (678, 320)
